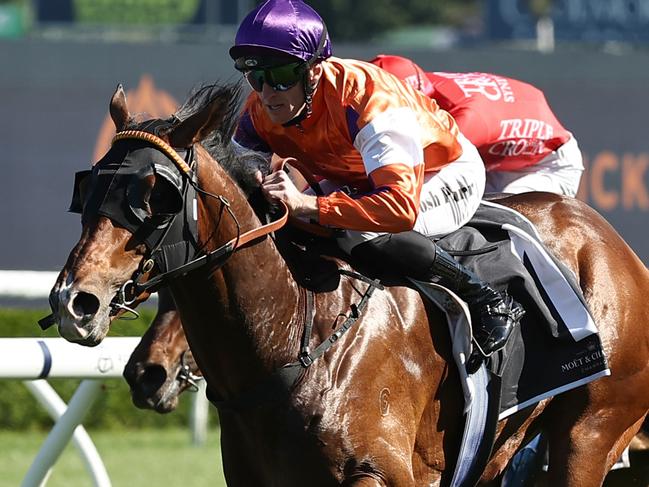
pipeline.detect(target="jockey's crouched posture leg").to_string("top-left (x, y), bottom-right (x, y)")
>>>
top-left (351, 231), bottom-right (524, 373)
top-left (335, 135), bottom-right (524, 373)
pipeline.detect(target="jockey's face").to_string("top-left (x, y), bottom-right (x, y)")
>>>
top-left (259, 80), bottom-right (305, 125)
top-left (258, 64), bottom-right (323, 125)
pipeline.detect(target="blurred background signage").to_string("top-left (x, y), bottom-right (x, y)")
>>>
top-left (34, 0), bottom-right (244, 25)
top-left (487, 0), bottom-right (649, 42)
top-left (1, 0), bottom-right (648, 269)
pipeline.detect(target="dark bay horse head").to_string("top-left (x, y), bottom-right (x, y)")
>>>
top-left (48, 83), bottom-right (649, 486)
top-left (123, 288), bottom-right (201, 413)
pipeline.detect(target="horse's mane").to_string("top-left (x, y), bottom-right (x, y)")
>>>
top-left (172, 82), bottom-right (270, 196)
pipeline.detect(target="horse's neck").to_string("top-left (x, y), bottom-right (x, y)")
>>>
top-left (177, 158), bottom-right (301, 396)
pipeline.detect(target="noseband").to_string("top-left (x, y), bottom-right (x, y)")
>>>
top-left (40, 129), bottom-right (287, 330)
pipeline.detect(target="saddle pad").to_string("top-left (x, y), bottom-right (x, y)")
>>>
top-left (412, 200), bottom-right (611, 487)
top-left (437, 200), bottom-right (609, 418)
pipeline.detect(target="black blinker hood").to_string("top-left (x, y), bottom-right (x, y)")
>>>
top-left (69, 136), bottom-right (199, 274)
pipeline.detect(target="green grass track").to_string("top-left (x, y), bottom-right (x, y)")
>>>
top-left (0, 427), bottom-right (227, 486)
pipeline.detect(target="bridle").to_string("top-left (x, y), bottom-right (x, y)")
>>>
top-left (177, 350), bottom-right (202, 392)
top-left (151, 350), bottom-right (202, 409)
top-left (40, 129), bottom-right (287, 329)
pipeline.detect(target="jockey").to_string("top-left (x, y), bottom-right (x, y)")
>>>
top-left (371, 54), bottom-right (584, 197)
top-left (229, 0), bottom-right (524, 371)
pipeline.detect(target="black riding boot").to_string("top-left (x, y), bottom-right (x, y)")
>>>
top-left (425, 245), bottom-right (524, 372)
top-left (350, 231), bottom-right (524, 372)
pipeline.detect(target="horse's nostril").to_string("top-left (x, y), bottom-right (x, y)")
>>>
top-left (140, 364), bottom-right (167, 393)
top-left (72, 291), bottom-right (100, 317)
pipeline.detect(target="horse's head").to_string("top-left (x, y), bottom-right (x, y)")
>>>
top-left (48, 83), bottom-right (249, 346)
top-left (123, 289), bottom-right (201, 413)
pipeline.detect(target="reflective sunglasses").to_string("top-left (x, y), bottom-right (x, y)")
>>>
top-left (242, 62), bottom-right (306, 92)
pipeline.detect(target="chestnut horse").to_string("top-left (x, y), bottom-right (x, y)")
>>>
top-left (47, 83), bottom-right (649, 486)
top-left (123, 288), bottom-right (201, 413)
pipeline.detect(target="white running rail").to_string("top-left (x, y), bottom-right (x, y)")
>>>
top-left (0, 270), bottom-right (157, 303)
top-left (0, 270), bottom-right (58, 299)
top-left (0, 337), bottom-right (140, 487)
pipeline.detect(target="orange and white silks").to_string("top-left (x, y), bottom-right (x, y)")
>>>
top-left (234, 57), bottom-right (464, 233)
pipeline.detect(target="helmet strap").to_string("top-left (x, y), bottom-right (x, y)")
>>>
top-left (306, 25), bottom-right (328, 68)
top-left (282, 70), bottom-right (316, 127)
top-left (303, 70), bottom-right (317, 118)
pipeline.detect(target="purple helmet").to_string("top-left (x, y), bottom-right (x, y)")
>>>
top-left (229, 0), bottom-right (332, 67)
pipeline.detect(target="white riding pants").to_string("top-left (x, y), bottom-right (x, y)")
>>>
top-left (309, 134), bottom-right (486, 255)
top-left (485, 135), bottom-right (584, 197)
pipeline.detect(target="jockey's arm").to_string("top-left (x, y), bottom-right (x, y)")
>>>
top-left (317, 163), bottom-right (423, 232)
top-left (313, 105), bottom-right (428, 233)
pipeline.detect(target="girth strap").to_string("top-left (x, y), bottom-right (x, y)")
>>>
top-left (297, 270), bottom-right (383, 368)
top-left (209, 270), bottom-right (384, 413)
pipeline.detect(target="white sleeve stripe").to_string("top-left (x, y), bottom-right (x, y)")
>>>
top-left (353, 107), bottom-right (424, 175)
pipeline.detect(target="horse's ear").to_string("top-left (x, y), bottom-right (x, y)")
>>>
top-left (167, 92), bottom-right (229, 148)
top-left (110, 84), bottom-right (131, 132)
